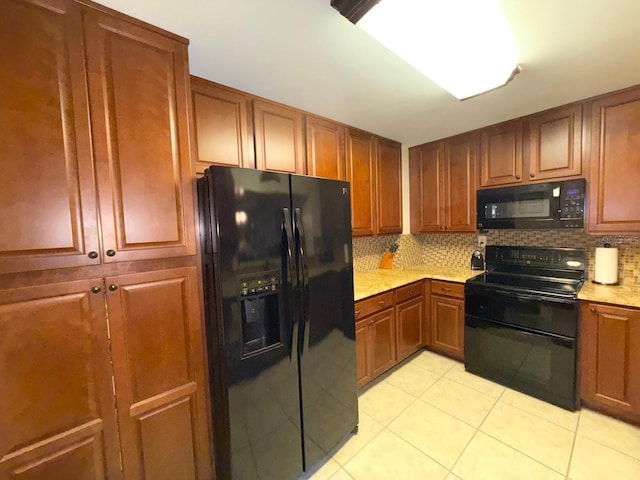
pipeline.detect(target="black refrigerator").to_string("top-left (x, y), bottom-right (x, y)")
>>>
top-left (198, 166), bottom-right (358, 479)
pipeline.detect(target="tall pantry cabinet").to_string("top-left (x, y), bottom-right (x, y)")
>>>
top-left (0, 1), bottom-right (211, 479)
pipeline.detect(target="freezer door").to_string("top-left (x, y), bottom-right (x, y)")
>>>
top-left (290, 174), bottom-right (358, 471)
top-left (200, 166), bottom-right (303, 479)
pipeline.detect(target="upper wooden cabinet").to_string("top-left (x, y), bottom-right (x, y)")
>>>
top-left (191, 77), bottom-right (255, 174)
top-left (479, 106), bottom-right (583, 188)
top-left (305, 115), bottom-right (345, 180)
top-left (254, 100), bottom-right (306, 174)
top-left (409, 134), bottom-right (476, 233)
top-left (0, 0), bottom-right (196, 274)
top-left (376, 137), bottom-right (403, 234)
top-left (347, 130), bottom-right (403, 236)
top-left (588, 87), bottom-right (640, 233)
top-left (479, 119), bottom-right (524, 187)
top-left (0, 0), bottom-right (100, 274)
top-left (346, 129), bottom-right (377, 236)
top-left (528, 104), bottom-right (582, 181)
top-left (84, 9), bottom-right (196, 264)
top-left (580, 302), bottom-right (640, 425)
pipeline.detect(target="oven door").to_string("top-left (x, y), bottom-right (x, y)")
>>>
top-left (464, 315), bottom-right (577, 410)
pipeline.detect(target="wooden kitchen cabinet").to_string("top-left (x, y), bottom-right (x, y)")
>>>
top-left (347, 129), bottom-right (403, 236)
top-left (479, 119), bottom-right (523, 187)
top-left (0, 2), bottom-right (212, 478)
top-left (395, 282), bottom-right (424, 361)
top-left (0, 0), bottom-right (196, 274)
top-left (106, 267), bottom-right (211, 479)
top-left (376, 137), bottom-right (403, 234)
top-left (528, 104), bottom-right (582, 181)
top-left (430, 281), bottom-right (465, 361)
top-left (254, 99), bottom-right (306, 174)
top-left (191, 77), bottom-right (255, 174)
top-left (305, 115), bottom-right (346, 180)
top-left (0, 0), bottom-right (101, 274)
top-left (409, 133), bottom-right (476, 233)
top-left (580, 302), bottom-right (640, 425)
top-left (355, 292), bottom-right (396, 387)
top-left (588, 86), bottom-right (640, 233)
top-left (347, 128), bottom-right (377, 236)
top-left (84, 9), bottom-right (197, 265)
top-left (0, 279), bottom-right (121, 479)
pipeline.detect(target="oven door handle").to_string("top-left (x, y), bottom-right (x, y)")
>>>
top-left (480, 286), bottom-right (576, 305)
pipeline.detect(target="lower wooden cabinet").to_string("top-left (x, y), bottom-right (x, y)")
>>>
top-left (430, 281), bottom-right (465, 361)
top-left (580, 302), bottom-right (640, 425)
top-left (0, 279), bottom-right (121, 479)
top-left (356, 308), bottom-right (396, 387)
top-left (395, 282), bottom-right (424, 361)
top-left (0, 267), bottom-right (212, 479)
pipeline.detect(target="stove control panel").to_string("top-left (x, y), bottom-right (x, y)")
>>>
top-left (487, 246), bottom-right (586, 271)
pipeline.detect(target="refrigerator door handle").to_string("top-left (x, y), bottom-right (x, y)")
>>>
top-left (294, 208), bottom-right (310, 356)
top-left (283, 208), bottom-right (297, 361)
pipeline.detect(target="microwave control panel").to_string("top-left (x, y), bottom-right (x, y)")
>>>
top-left (559, 179), bottom-right (586, 223)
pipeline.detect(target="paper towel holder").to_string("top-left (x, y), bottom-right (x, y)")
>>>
top-left (591, 243), bottom-right (619, 285)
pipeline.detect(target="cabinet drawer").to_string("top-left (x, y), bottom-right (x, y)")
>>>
top-left (395, 282), bottom-right (422, 304)
top-left (431, 280), bottom-right (464, 298)
top-left (355, 292), bottom-right (394, 321)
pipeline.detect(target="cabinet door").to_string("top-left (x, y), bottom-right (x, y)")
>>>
top-left (588, 88), bottom-right (640, 233)
top-left (346, 129), bottom-right (377, 236)
top-left (191, 77), bottom-right (255, 174)
top-left (376, 138), bottom-right (403, 234)
top-left (84, 11), bottom-right (196, 263)
top-left (0, 0), bottom-right (101, 274)
top-left (409, 142), bottom-right (445, 232)
top-left (106, 267), bottom-right (211, 479)
top-left (0, 279), bottom-right (121, 479)
top-left (479, 120), bottom-right (523, 187)
top-left (356, 320), bottom-right (371, 387)
top-left (580, 302), bottom-right (640, 422)
top-left (446, 134), bottom-right (477, 232)
top-left (396, 297), bottom-right (424, 361)
top-left (370, 308), bottom-right (396, 378)
top-left (423, 280), bottom-right (432, 347)
top-left (254, 100), bottom-right (305, 173)
top-left (529, 105), bottom-right (582, 181)
top-left (430, 294), bottom-right (464, 361)
top-left (305, 115), bottom-right (345, 180)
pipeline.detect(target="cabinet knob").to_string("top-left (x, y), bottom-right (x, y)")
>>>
top-left (379, 300), bottom-right (386, 306)
top-left (91, 285), bottom-right (102, 294)
top-left (106, 249), bottom-right (116, 257)
top-left (530, 173), bottom-right (536, 178)
top-left (108, 284), bottom-right (118, 292)
top-left (408, 290), bottom-right (414, 296)
top-left (515, 175), bottom-right (521, 180)
top-left (88, 251), bottom-right (98, 259)
top-left (355, 309), bottom-right (361, 316)
top-left (590, 307), bottom-right (596, 312)
top-left (442, 287), bottom-right (451, 292)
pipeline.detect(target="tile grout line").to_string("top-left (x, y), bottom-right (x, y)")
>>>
top-left (447, 382), bottom-right (508, 477)
top-left (565, 409), bottom-right (582, 480)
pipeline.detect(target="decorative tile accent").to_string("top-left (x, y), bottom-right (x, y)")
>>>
top-left (352, 231), bottom-right (640, 285)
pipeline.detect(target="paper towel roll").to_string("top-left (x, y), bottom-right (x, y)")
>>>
top-left (594, 247), bottom-right (618, 284)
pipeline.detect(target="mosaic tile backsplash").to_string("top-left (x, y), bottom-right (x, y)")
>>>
top-left (353, 231), bottom-right (640, 285)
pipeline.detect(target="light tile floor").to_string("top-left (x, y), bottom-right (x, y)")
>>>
top-left (302, 350), bottom-right (640, 480)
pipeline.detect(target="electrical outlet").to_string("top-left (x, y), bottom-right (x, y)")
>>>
top-left (477, 235), bottom-right (487, 249)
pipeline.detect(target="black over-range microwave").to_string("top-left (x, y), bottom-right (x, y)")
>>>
top-left (477, 178), bottom-right (586, 230)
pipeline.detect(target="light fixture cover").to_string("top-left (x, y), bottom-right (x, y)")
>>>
top-left (357, 0), bottom-right (519, 99)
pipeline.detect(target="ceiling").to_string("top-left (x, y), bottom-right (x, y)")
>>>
top-left (96, 0), bottom-right (640, 147)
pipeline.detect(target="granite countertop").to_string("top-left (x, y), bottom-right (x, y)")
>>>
top-left (353, 265), bottom-right (482, 302)
top-left (578, 282), bottom-right (640, 309)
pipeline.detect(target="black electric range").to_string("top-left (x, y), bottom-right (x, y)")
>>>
top-left (464, 246), bottom-right (586, 410)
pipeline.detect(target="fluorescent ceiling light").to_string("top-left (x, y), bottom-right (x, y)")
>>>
top-left (357, 0), bottom-right (519, 99)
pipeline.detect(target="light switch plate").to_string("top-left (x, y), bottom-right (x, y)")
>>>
top-left (477, 235), bottom-right (487, 249)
